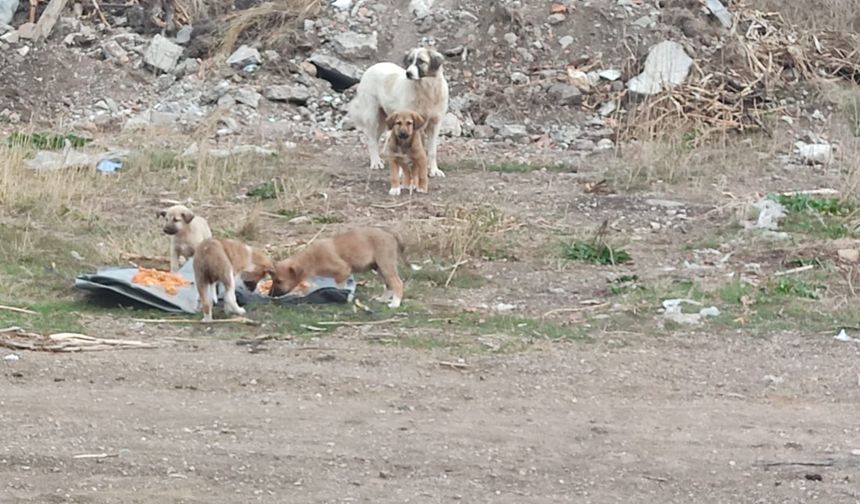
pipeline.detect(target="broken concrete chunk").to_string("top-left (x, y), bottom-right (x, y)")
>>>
top-left (439, 113), bottom-right (462, 137)
top-left (548, 83), bottom-right (583, 106)
top-left (226, 45), bottom-right (262, 67)
top-left (794, 141), bottom-right (833, 165)
top-left (143, 34), bottom-right (184, 73)
top-left (627, 41), bottom-right (693, 96)
top-left (705, 0), bottom-right (733, 28)
top-left (333, 31), bottom-right (378, 59)
top-left (264, 84), bottom-right (311, 105)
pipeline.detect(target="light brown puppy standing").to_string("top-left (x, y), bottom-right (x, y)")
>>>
top-left (386, 110), bottom-right (428, 196)
top-left (158, 205), bottom-right (212, 272)
top-left (193, 238), bottom-right (273, 322)
top-left (269, 227), bottom-right (405, 308)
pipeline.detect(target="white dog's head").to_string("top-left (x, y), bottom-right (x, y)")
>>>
top-left (403, 47), bottom-right (445, 80)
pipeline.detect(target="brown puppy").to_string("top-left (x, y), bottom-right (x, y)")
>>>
top-left (157, 205), bottom-right (212, 272)
top-left (193, 238), bottom-right (272, 322)
top-left (269, 227), bottom-right (405, 308)
top-left (386, 110), bottom-right (428, 196)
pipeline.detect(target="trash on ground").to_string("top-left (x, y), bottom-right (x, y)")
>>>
top-left (746, 198), bottom-right (786, 231)
top-left (24, 148), bottom-right (129, 171)
top-left (76, 258), bottom-right (354, 314)
top-left (794, 141), bottom-right (834, 165)
top-left (661, 299), bottom-right (720, 325)
top-left (834, 329), bottom-right (860, 343)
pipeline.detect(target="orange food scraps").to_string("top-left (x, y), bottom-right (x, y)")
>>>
top-left (131, 268), bottom-right (189, 295)
top-left (257, 279), bottom-right (274, 295)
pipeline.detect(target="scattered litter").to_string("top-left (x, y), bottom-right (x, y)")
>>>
top-left (794, 141), bottom-right (834, 165)
top-left (834, 329), bottom-right (860, 343)
top-left (0, 327), bottom-right (156, 352)
top-left (96, 159), bottom-right (123, 173)
top-left (494, 303), bottom-right (516, 313)
top-left (661, 299), bottom-right (720, 325)
top-left (24, 148), bottom-right (130, 171)
top-left (3, 353), bottom-right (19, 361)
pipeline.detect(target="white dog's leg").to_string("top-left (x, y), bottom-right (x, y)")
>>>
top-left (426, 120), bottom-right (445, 178)
top-left (365, 128), bottom-right (385, 170)
top-left (223, 274), bottom-right (246, 316)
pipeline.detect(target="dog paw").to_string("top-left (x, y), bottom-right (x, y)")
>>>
top-left (429, 168), bottom-right (446, 178)
top-left (201, 315), bottom-right (213, 323)
top-left (416, 187), bottom-right (427, 194)
top-left (388, 187), bottom-right (401, 196)
top-left (370, 159), bottom-right (385, 170)
top-left (388, 297), bottom-right (402, 309)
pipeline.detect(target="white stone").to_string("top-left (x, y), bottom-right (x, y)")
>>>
top-left (627, 41), bottom-right (693, 95)
top-left (143, 34), bottom-right (183, 73)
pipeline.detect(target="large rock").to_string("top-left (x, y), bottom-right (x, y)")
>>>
top-left (333, 31), bottom-right (378, 60)
top-left (226, 45), bottom-right (261, 67)
top-left (143, 34), bottom-right (184, 73)
top-left (264, 84), bottom-right (311, 105)
top-left (439, 113), bottom-right (462, 137)
top-left (548, 83), bottom-right (583, 106)
top-left (627, 41), bottom-right (693, 96)
top-left (233, 88), bottom-right (262, 109)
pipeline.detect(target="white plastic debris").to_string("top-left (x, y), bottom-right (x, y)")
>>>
top-left (752, 199), bottom-right (786, 231)
top-left (662, 299), bottom-right (720, 325)
top-left (794, 141), bottom-right (834, 165)
top-left (627, 41), bottom-right (693, 95)
top-left (3, 353), bottom-right (20, 362)
top-left (834, 329), bottom-right (860, 343)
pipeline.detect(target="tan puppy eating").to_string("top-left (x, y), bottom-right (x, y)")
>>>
top-left (157, 205), bottom-right (212, 272)
top-left (193, 238), bottom-right (273, 322)
top-left (269, 227), bottom-right (405, 308)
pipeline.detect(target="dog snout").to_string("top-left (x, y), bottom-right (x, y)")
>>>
top-left (398, 131), bottom-right (410, 140)
top-left (269, 286), bottom-right (286, 298)
top-left (405, 66), bottom-right (419, 80)
top-left (163, 225), bottom-right (178, 235)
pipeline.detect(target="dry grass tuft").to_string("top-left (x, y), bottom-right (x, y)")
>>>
top-left (618, 3), bottom-right (860, 143)
top-left (218, 0), bottom-right (321, 57)
top-left (405, 204), bottom-right (518, 264)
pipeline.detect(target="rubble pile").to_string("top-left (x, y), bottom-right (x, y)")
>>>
top-left (0, 0), bottom-right (857, 153)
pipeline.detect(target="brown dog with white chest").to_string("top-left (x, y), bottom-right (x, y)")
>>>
top-left (386, 110), bottom-right (428, 196)
top-left (193, 238), bottom-right (272, 322)
top-left (269, 227), bottom-right (405, 308)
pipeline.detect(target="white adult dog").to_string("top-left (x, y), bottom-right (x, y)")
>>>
top-left (348, 47), bottom-right (449, 178)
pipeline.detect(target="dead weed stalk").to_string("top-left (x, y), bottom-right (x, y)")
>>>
top-left (218, 0), bottom-right (321, 57)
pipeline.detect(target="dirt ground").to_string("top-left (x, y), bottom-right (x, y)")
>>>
top-left (3, 134), bottom-right (860, 503)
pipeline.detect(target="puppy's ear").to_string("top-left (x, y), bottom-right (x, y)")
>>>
top-left (428, 51), bottom-right (444, 74)
top-left (411, 112), bottom-right (426, 131)
top-left (385, 113), bottom-right (397, 130)
top-left (181, 209), bottom-right (195, 224)
top-left (157, 210), bottom-right (166, 219)
top-left (289, 263), bottom-right (303, 279)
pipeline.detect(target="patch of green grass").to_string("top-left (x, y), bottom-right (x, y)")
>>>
top-left (406, 266), bottom-right (487, 289)
top-left (765, 277), bottom-right (824, 299)
top-left (607, 274), bottom-right (641, 295)
top-left (7, 131), bottom-right (92, 150)
top-left (484, 162), bottom-right (574, 174)
top-left (716, 280), bottom-right (754, 305)
top-left (276, 208), bottom-right (300, 219)
top-left (313, 213), bottom-right (343, 224)
top-left (773, 194), bottom-right (855, 215)
top-left (247, 179), bottom-right (281, 200)
top-left (562, 241), bottom-right (631, 265)
top-left (780, 213), bottom-right (853, 239)
top-left (0, 300), bottom-right (107, 334)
